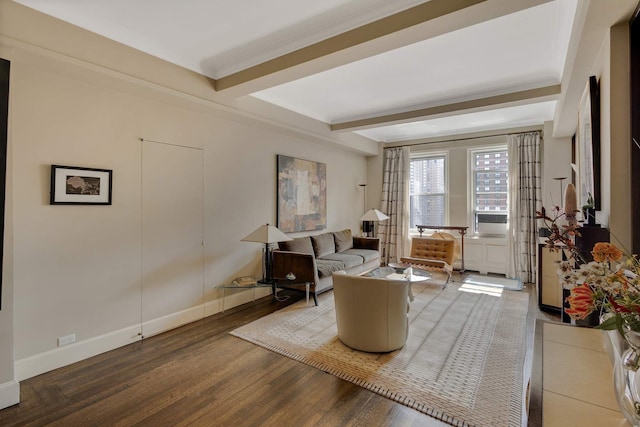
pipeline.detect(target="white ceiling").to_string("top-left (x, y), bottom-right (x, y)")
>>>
top-left (8, 0), bottom-right (611, 143)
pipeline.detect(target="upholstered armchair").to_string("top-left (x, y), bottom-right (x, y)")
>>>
top-left (400, 237), bottom-right (455, 286)
top-left (332, 270), bottom-right (410, 352)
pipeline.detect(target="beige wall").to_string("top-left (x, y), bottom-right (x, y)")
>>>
top-left (541, 122), bottom-right (572, 211)
top-left (586, 23), bottom-right (632, 251)
top-left (0, 2), bottom-right (369, 389)
top-left (0, 43), bottom-right (17, 409)
top-left (608, 24), bottom-right (632, 252)
top-left (0, 0), bottom-right (634, 410)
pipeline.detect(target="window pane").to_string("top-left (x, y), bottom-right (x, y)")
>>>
top-left (475, 193), bottom-right (508, 211)
top-left (472, 149), bottom-right (508, 235)
top-left (410, 156), bottom-right (445, 227)
top-left (410, 194), bottom-right (445, 227)
top-left (410, 157), bottom-right (445, 194)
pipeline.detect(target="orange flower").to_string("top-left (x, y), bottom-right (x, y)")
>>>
top-left (565, 283), bottom-right (596, 320)
top-left (591, 242), bottom-right (623, 263)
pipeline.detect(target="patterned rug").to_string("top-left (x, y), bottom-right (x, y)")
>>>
top-left (231, 281), bottom-right (531, 427)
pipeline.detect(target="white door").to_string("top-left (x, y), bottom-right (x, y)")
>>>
top-left (141, 141), bottom-right (204, 336)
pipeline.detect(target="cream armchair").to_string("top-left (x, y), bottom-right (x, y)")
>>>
top-left (332, 270), bottom-right (410, 352)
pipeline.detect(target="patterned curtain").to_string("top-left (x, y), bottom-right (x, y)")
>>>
top-left (506, 131), bottom-right (542, 283)
top-left (378, 146), bottom-right (410, 265)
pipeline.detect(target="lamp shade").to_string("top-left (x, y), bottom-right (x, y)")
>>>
top-left (241, 223), bottom-right (292, 244)
top-left (358, 209), bottom-right (389, 222)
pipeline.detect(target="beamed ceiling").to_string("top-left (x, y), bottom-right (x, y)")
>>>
top-left (11, 0), bottom-right (640, 146)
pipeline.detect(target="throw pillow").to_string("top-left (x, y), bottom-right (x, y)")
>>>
top-left (311, 233), bottom-right (336, 258)
top-left (278, 236), bottom-right (314, 255)
top-left (333, 229), bottom-right (353, 252)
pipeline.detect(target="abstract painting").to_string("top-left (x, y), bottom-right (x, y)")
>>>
top-left (277, 155), bottom-right (326, 232)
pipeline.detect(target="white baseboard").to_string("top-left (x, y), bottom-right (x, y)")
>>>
top-left (15, 288), bottom-right (267, 381)
top-left (15, 324), bottom-right (142, 381)
top-left (0, 380), bottom-right (20, 410)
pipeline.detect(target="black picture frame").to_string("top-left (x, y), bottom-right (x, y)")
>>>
top-left (50, 165), bottom-right (113, 205)
top-left (0, 58), bottom-right (9, 311)
top-left (631, 7), bottom-right (640, 254)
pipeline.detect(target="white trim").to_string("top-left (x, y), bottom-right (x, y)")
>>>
top-left (0, 380), bottom-right (20, 410)
top-left (204, 286), bottom-right (271, 317)
top-left (15, 324), bottom-right (142, 381)
top-left (14, 288), bottom-right (269, 381)
top-left (141, 305), bottom-right (204, 339)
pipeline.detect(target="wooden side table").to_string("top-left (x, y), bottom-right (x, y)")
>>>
top-left (218, 280), bottom-right (313, 311)
top-left (217, 282), bottom-right (273, 312)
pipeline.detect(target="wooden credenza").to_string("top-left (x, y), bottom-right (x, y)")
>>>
top-left (538, 244), bottom-right (564, 313)
top-left (538, 226), bottom-right (610, 315)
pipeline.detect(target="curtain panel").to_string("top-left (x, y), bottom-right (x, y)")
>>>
top-left (506, 131), bottom-right (542, 283)
top-left (378, 146), bottom-right (410, 265)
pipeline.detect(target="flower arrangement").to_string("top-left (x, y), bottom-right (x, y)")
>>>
top-left (560, 242), bottom-right (640, 333)
top-left (536, 204), bottom-right (580, 261)
top-left (537, 204), bottom-right (640, 335)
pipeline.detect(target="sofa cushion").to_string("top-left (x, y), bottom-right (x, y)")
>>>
top-left (318, 253), bottom-right (362, 270)
top-left (333, 229), bottom-right (353, 252)
top-left (342, 248), bottom-right (380, 264)
top-left (311, 233), bottom-right (336, 258)
top-left (316, 259), bottom-right (346, 278)
top-left (278, 236), bottom-right (314, 255)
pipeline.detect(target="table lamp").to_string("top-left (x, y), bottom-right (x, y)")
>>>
top-left (241, 223), bottom-right (292, 283)
top-left (359, 209), bottom-right (389, 237)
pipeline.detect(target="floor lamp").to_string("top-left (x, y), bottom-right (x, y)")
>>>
top-left (553, 176), bottom-right (567, 207)
top-left (241, 223), bottom-right (292, 284)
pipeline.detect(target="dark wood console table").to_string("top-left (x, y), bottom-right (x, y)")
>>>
top-left (416, 225), bottom-right (469, 272)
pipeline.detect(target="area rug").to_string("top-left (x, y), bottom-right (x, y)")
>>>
top-left (230, 281), bottom-right (531, 427)
top-left (463, 274), bottom-right (523, 291)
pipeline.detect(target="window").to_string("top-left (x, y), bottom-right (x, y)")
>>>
top-left (409, 155), bottom-right (446, 229)
top-left (471, 148), bottom-right (508, 235)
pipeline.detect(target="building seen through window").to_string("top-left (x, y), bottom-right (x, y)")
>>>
top-left (409, 156), bottom-right (445, 228)
top-left (473, 149), bottom-right (508, 235)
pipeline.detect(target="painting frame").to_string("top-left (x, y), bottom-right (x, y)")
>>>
top-left (576, 75), bottom-right (601, 210)
top-left (276, 155), bottom-right (326, 233)
top-left (50, 164), bottom-right (113, 205)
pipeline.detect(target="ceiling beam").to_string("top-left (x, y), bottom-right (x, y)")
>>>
top-left (330, 84), bottom-right (561, 131)
top-left (215, 0), bottom-right (485, 92)
top-left (215, 0), bottom-right (554, 96)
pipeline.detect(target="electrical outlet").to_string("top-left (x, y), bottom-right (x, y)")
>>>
top-left (58, 334), bottom-right (76, 347)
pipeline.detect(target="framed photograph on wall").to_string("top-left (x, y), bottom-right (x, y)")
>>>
top-left (276, 155), bottom-right (326, 232)
top-left (576, 75), bottom-right (601, 210)
top-left (50, 165), bottom-right (113, 205)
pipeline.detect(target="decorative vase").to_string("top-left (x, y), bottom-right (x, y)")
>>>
top-left (614, 323), bottom-right (640, 426)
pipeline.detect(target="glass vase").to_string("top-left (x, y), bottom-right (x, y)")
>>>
top-left (614, 325), bottom-right (640, 426)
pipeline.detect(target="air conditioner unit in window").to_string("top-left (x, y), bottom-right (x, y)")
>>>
top-left (476, 213), bottom-right (507, 235)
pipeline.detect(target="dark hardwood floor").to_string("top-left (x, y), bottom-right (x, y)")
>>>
top-left (0, 291), bottom-right (436, 426)
top-left (0, 275), bottom-right (550, 426)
